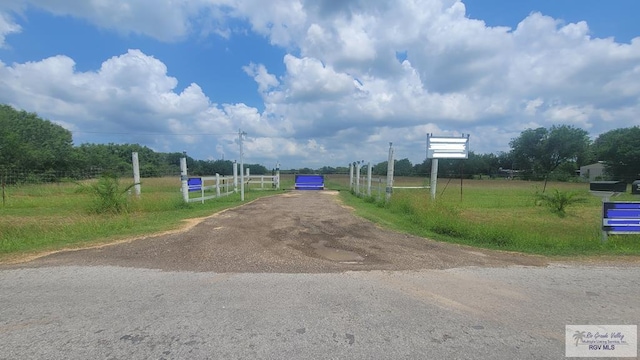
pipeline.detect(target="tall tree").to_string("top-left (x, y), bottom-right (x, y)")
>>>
top-left (193, 160), bottom-right (234, 176)
top-left (510, 125), bottom-right (589, 191)
top-left (591, 127), bottom-right (640, 182)
top-left (509, 127), bottom-right (547, 178)
top-left (0, 105), bottom-right (74, 172)
top-left (246, 163), bottom-right (268, 175)
top-left (372, 159), bottom-right (414, 176)
top-left (394, 158), bottom-right (413, 176)
top-left (318, 166), bottom-right (336, 174)
top-left (372, 161), bottom-right (388, 176)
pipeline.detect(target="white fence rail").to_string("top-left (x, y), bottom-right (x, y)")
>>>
top-left (246, 175), bottom-right (279, 190)
top-left (188, 174), bottom-right (235, 203)
top-left (180, 157), bottom-right (281, 203)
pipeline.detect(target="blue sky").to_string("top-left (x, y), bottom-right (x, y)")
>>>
top-left (1, 0), bottom-right (639, 169)
top-left (465, 0), bottom-right (640, 43)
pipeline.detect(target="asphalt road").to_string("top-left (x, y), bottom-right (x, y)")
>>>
top-left (1, 191), bottom-right (639, 359)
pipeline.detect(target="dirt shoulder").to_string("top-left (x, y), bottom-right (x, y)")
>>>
top-left (2, 191), bottom-right (557, 273)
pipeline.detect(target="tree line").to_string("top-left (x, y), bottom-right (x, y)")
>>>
top-left (304, 124), bottom-right (640, 184)
top-left (1, 104), bottom-right (638, 184)
top-left (0, 105), bottom-right (267, 183)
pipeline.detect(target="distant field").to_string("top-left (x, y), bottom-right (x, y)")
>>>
top-left (327, 175), bottom-right (640, 256)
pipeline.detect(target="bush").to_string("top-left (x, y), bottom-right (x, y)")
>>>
top-left (80, 173), bottom-right (139, 214)
top-left (363, 195), bottom-right (377, 204)
top-left (534, 188), bottom-right (586, 217)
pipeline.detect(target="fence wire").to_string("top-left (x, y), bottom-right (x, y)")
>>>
top-left (0, 168), bottom-right (180, 186)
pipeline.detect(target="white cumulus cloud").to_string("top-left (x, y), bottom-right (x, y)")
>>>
top-left (1, 0), bottom-right (640, 167)
top-left (0, 12), bottom-right (20, 47)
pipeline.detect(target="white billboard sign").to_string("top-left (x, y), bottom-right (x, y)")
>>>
top-left (427, 135), bottom-right (470, 159)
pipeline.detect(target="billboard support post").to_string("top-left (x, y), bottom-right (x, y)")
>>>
top-left (426, 134), bottom-right (470, 200)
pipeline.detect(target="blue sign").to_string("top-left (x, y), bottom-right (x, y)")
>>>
top-left (294, 175), bottom-right (324, 190)
top-left (187, 177), bottom-right (202, 192)
top-left (603, 202), bottom-right (640, 233)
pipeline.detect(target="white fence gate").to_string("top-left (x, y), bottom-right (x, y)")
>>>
top-left (180, 157), bottom-right (280, 203)
top-left (187, 174), bottom-right (235, 203)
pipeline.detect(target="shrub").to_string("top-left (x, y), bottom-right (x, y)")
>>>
top-left (534, 188), bottom-right (586, 217)
top-left (363, 195), bottom-right (377, 204)
top-left (80, 173), bottom-right (139, 214)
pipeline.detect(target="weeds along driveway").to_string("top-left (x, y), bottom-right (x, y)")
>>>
top-left (5, 190), bottom-right (547, 272)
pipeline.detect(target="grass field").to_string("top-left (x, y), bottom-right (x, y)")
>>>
top-left (326, 175), bottom-right (640, 256)
top-left (0, 176), bottom-right (291, 260)
top-left (2, 173), bottom-right (639, 260)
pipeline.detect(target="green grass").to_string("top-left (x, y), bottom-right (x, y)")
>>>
top-left (329, 176), bottom-right (640, 256)
top-left (3, 174), bottom-right (639, 260)
top-left (0, 176), bottom-right (292, 260)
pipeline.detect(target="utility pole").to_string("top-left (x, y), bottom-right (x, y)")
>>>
top-left (239, 129), bottom-right (247, 201)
